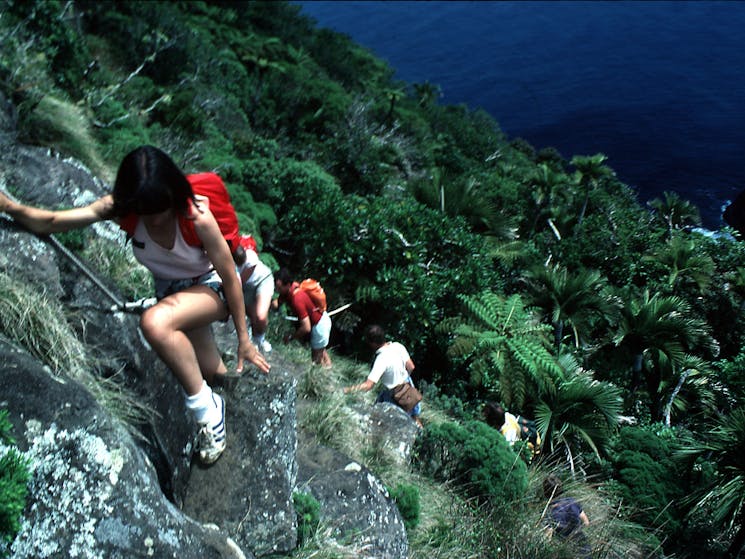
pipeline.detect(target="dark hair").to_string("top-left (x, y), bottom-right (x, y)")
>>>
top-left (276, 267), bottom-right (294, 286)
top-left (365, 324), bottom-right (386, 346)
top-left (233, 245), bottom-right (246, 266)
top-left (111, 145), bottom-right (194, 218)
top-left (543, 474), bottom-right (564, 499)
top-left (483, 402), bottom-right (506, 429)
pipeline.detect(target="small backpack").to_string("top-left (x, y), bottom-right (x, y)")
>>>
top-left (517, 415), bottom-right (541, 454)
top-left (238, 234), bottom-right (258, 253)
top-left (295, 279), bottom-right (327, 313)
top-left (119, 172), bottom-right (241, 254)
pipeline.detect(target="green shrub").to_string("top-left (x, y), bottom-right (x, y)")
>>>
top-left (414, 420), bottom-right (528, 503)
top-left (605, 425), bottom-right (686, 543)
top-left (293, 491), bottom-right (321, 546)
top-left (387, 483), bottom-right (420, 531)
top-left (0, 411), bottom-right (30, 557)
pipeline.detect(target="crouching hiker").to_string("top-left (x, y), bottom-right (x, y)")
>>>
top-left (273, 268), bottom-right (332, 367)
top-left (484, 402), bottom-right (541, 460)
top-left (542, 474), bottom-right (591, 559)
top-left (343, 325), bottom-right (423, 428)
top-left (234, 234), bottom-right (274, 354)
top-left (0, 145), bottom-right (270, 464)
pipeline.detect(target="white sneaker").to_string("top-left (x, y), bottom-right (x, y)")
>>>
top-left (197, 393), bottom-right (226, 464)
top-left (254, 338), bottom-right (272, 354)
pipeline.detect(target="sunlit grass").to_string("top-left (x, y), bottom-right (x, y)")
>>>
top-left (19, 95), bottom-right (115, 182)
top-left (82, 235), bottom-right (153, 301)
top-left (0, 272), bottom-right (155, 432)
top-left (298, 391), bottom-right (359, 454)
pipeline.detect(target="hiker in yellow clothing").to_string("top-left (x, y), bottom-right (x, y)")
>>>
top-left (484, 402), bottom-right (541, 459)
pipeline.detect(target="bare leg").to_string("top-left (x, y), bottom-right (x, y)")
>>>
top-left (250, 291), bottom-right (272, 337)
top-left (187, 325), bottom-right (228, 386)
top-left (312, 348), bottom-right (332, 367)
top-left (139, 286), bottom-right (228, 396)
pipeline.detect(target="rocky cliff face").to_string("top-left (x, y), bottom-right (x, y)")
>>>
top-left (0, 93), bottom-right (414, 558)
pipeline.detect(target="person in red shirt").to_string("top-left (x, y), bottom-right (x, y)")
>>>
top-left (274, 268), bottom-right (332, 367)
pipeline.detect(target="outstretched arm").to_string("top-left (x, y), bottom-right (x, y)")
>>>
top-left (343, 379), bottom-right (375, 393)
top-left (192, 205), bottom-right (269, 374)
top-left (0, 192), bottom-right (113, 234)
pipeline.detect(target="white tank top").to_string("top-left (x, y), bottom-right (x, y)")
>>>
top-left (131, 219), bottom-right (213, 280)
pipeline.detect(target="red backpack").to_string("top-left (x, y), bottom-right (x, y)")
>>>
top-left (294, 279), bottom-right (327, 313)
top-left (238, 233), bottom-right (258, 253)
top-left (119, 173), bottom-right (241, 253)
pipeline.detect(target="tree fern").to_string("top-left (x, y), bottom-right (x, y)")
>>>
top-left (445, 292), bottom-right (560, 408)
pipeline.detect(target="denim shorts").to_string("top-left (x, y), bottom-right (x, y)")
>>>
top-left (376, 376), bottom-right (421, 417)
top-left (154, 269), bottom-right (226, 305)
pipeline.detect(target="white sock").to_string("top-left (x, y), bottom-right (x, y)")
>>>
top-left (253, 333), bottom-right (266, 346)
top-left (185, 381), bottom-right (220, 425)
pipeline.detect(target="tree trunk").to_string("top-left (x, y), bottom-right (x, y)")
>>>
top-left (554, 320), bottom-right (563, 351)
top-left (630, 353), bottom-right (643, 393)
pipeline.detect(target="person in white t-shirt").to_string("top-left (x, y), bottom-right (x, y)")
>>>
top-left (343, 324), bottom-right (422, 427)
top-left (233, 235), bottom-right (274, 354)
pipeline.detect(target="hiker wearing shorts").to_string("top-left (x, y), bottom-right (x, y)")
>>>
top-left (0, 145), bottom-right (270, 465)
top-left (344, 324), bottom-right (423, 428)
top-left (274, 267), bottom-right (332, 367)
top-left (234, 235), bottom-right (274, 354)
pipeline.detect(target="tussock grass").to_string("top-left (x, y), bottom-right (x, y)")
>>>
top-left (0, 272), bottom-right (154, 432)
top-left (19, 95), bottom-right (114, 182)
top-left (82, 236), bottom-right (152, 301)
top-left (298, 391), bottom-right (359, 453)
top-left (359, 434), bottom-right (401, 478)
top-left (296, 363), bottom-right (343, 400)
top-left (0, 272), bottom-right (90, 378)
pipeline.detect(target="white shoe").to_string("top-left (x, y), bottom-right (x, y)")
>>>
top-left (254, 338), bottom-right (272, 354)
top-left (197, 393), bottom-right (226, 464)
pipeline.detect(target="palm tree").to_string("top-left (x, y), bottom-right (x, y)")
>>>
top-left (408, 170), bottom-right (517, 239)
top-left (570, 153), bottom-right (614, 233)
top-left (534, 354), bottom-right (622, 472)
top-left (441, 292), bottom-right (561, 409)
top-left (613, 290), bottom-right (717, 417)
top-left (677, 408), bottom-right (745, 558)
top-left (383, 86), bottom-right (405, 122)
top-left (527, 163), bottom-right (573, 236)
top-left (658, 354), bottom-right (717, 427)
top-left (648, 191), bottom-right (702, 239)
top-left (523, 264), bottom-right (620, 350)
top-left (644, 234), bottom-right (715, 292)
top-left (412, 80), bottom-right (442, 108)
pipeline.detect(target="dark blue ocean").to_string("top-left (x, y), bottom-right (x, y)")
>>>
top-left (296, 1), bottom-right (745, 229)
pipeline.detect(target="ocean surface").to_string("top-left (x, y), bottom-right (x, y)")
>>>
top-left (296, 1), bottom-right (745, 228)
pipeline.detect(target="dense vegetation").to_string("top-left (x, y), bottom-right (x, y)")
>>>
top-left (2, 1), bottom-right (745, 557)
